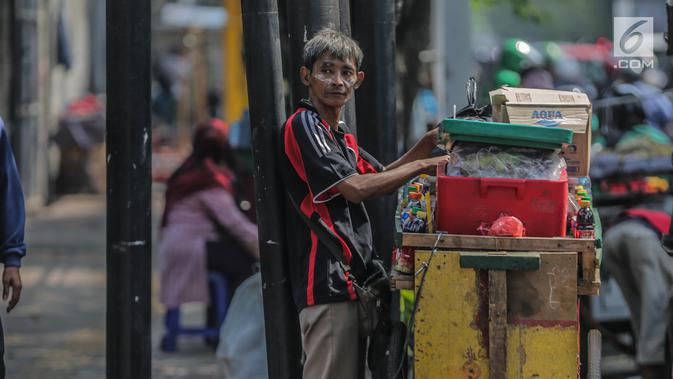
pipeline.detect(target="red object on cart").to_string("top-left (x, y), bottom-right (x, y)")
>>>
top-left (436, 164), bottom-right (568, 237)
top-left (484, 214), bottom-right (526, 237)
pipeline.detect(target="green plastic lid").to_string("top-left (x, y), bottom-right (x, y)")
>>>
top-left (441, 118), bottom-right (573, 150)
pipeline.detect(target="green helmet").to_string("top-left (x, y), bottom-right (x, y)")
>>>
top-left (494, 69), bottom-right (521, 88)
top-left (540, 41), bottom-right (566, 65)
top-left (500, 38), bottom-right (544, 73)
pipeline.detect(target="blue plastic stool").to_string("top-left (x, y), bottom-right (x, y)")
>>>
top-left (160, 272), bottom-right (230, 352)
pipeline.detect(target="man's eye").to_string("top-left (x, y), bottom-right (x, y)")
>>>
top-left (322, 69), bottom-right (332, 74)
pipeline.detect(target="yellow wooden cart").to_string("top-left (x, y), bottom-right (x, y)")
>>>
top-left (392, 232), bottom-right (601, 378)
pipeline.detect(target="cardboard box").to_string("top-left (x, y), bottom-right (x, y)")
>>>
top-left (490, 87), bottom-right (592, 177)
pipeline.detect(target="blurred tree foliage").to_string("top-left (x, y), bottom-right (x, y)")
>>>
top-left (471, 0), bottom-right (550, 23)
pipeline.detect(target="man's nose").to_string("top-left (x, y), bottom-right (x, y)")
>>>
top-left (331, 72), bottom-right (345, 86)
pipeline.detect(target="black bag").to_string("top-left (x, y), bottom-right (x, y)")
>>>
top-left (354, 258), bottom-right (390, 337)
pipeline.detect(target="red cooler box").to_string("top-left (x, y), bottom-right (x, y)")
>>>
top-left (435, 164), bottom-right (568, 237)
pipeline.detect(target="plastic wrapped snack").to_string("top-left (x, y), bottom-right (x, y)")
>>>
top-left (445, 142), bottom-right (567, 180)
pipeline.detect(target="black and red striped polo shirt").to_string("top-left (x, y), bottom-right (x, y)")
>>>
top-left (279, 99), bottom-right (384, 310)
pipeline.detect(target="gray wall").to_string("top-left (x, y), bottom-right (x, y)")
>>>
top-left (0, 1), bottom-right (11, 120)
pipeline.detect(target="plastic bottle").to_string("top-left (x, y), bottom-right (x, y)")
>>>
top-left (575, 200), bottom-right (595, 239)
top-left (402, 213), bottom-right (415, 232)
top-left (578, 177), bottom-right (593, 197)
top-left (403, 214), bottom-right (426, 233)
top-left (423, 192), bottom-right (434, 233)
top-left (407, 192), bottom-right (423, 210)
top-left (567, 193), bottom-right (580, 237)
top-left (394, 247), bottom-right (414, 274)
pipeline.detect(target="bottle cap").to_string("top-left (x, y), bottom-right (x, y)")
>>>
top-left (416, 211), bottom-right (427, 219)
top-left (412, 207), bottom-right (422, 214)
top-left (581, 196), bottom-right (592, 202)
top-left (407, 186), bottom-right (417, 193)
top-left (580, 200), bottom-right (590, 208)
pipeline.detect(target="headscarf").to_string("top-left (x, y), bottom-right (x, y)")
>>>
top-left (161, 119), bottom-right (234, 227)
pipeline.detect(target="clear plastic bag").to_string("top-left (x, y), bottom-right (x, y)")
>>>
top-left (445, 142), bottom-right (567, 180)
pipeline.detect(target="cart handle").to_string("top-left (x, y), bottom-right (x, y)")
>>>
top-left (479, 178), bottom-right (526, 200)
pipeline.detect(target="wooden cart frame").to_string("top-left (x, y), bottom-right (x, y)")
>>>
top-left (392, 232), bottom-right (601, 378)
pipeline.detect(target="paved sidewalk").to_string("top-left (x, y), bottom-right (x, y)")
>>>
top-left (3, 192), bottom-right (219, 378)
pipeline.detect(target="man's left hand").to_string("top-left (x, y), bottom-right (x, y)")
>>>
top-left (423, 126), bottom-right (449, 148)
top-left (3, 267), bottom-right (22, 313)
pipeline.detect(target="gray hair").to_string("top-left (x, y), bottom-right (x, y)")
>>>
top-left (302, 28), bottom-right (364, 70)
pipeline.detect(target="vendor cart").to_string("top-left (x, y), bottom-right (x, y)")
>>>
top-left (392, 232), bottom-right (601, 378)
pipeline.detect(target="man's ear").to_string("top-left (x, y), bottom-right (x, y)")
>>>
top-left (300, 66), bottom-right (311, 85)
top-left (354, 71), bottom-right (365, 89)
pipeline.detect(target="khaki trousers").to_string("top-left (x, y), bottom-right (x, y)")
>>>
top-left (299, 301), bottom-right (368, 379)
top-left (604, 220), bottom-right (673, 365)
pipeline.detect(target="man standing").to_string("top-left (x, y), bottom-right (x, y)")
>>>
top-left (279, 29), bottom-right (449, 379)
top-left (0, 117), bottom-right (25, 378)
top-left (603, 209), bottom-right (673, 379)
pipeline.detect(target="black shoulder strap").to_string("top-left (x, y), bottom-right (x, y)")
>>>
top-left (285, 192), bottom-right (352, 272)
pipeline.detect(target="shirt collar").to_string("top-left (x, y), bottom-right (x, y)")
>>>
top-left (298, 98), bottom-right (318, 113)
top-left (298, 99), bottom-right (350, 135)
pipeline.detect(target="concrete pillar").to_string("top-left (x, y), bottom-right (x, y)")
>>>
top-left (432, 0), bottom-right (473, 117)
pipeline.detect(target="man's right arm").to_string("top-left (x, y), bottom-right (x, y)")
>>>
top-left (335, 155), bottom-right (450, 204)
top-left (0, 118), bottom-right (25, 313)
top-left (0, 119), bottom-right (26, 266)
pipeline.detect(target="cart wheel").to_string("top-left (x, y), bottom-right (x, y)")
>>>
top-left (386, 321), bottom-right (407, 379)
top-left (587, 329), bottom-right (602, 379)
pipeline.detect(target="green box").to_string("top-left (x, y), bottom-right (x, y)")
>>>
top-left (440, 118), bottom-right (573, 150)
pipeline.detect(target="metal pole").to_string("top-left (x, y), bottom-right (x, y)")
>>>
top-left (667, 0), bottom-right (673, 56)
top-left (1, 0), bottom-right (13, 118)
top-left (241, 1), bottom-right (303, 378)
top-left (665, 0), bottom-right (673, 253)
top-left (286, 0), bottom-right (339, 108)
top-left (338, 0), bottom-right (357, 135)
top-left (285, 0), bottom-right (356, 133)
top-left (351, 0), bottom-right (397, 264)
top-left (106, 1), bottom-right (152, 378)
top-left (434, 0), bottom-right (472, 118)
top-left (285, 0), bottom-right (310, 107)
top-left (10, 0), bottom-right (43, 206)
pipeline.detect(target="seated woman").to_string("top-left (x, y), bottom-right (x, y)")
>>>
top-left (159, 119), bottom-right (259, 320)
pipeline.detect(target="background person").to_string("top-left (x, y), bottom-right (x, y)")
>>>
top-left (159, 119), bottom-right (259, 334)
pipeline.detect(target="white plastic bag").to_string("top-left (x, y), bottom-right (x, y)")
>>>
top-left (216, 273), bottom-right (269, 379)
